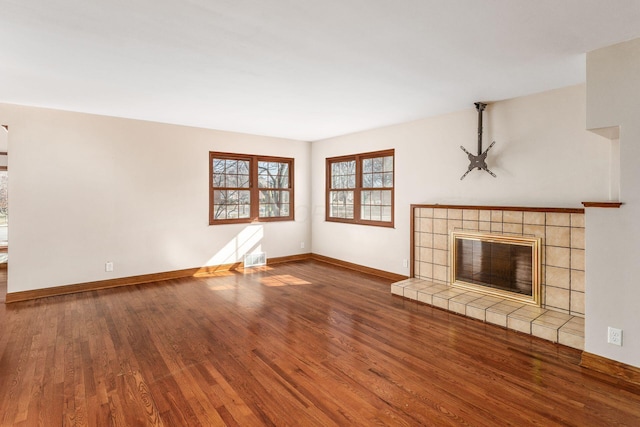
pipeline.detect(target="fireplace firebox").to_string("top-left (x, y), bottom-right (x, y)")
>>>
top-left (450, 231), bottom-right (541, 306)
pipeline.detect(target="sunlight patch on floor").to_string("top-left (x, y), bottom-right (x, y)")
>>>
top-left (260, 275), bottom-right (311, 287)
top-left (206, 283), bottom-right (239, 291)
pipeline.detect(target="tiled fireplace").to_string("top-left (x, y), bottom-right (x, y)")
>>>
top-left (391, 205), bottom-right (585, 349)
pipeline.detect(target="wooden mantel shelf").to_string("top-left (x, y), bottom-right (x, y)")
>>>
top-left (412, 204), bottom-right (584, 213)
top-left (582, 201), bottom-right (623, 208)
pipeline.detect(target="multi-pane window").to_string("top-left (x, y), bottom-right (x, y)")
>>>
top-left (328, 160), bottom-right (356, 219)
top-left (211, 156), bottom-right (251, 221)
top-left (326, 149), bottom-right (394, 227)
top-left (210, 152), bottom-right (294, 224)
top-left (258, 160), bottom-right (291, 218)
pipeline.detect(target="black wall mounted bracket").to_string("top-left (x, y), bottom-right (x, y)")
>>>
top-left (460, 102), bottom-right (496, 180)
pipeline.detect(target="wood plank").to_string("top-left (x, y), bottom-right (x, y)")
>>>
top-left (0, 262), bottom-right (639, 425)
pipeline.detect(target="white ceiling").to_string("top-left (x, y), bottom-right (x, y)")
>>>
top-left (2, 1), bottom-right (640, 141)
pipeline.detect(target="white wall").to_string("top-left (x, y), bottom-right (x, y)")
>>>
top-left (0, 104), bottom-right (311, 293)
top-left (311, 84), bottom-right (610, 277)
top-left (585, 38), bottom-right (640, 368)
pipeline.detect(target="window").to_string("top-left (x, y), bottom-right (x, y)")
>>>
top-left (326, 149), bottom-right (394, 227)
top-left (0, 170), bottom-right (6, 247)
top-left (210, 152), bottom-right (294, 224)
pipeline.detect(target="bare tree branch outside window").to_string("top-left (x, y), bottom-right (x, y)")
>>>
top-left (0, 172), bottom-right (7, 225)
top-left (258, 161), bottom-right (290, 218)
top-left (326, 150), bottom-right (394, 227)
top-left (209, 153), bottom-right (293, 224)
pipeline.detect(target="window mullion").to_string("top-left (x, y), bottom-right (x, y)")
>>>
top-left (326, 158), bottom-right (332, 222)
top-left (250, 156), bottom-right (258, 220)
top-left (354, 155), bottom-right (362, 223)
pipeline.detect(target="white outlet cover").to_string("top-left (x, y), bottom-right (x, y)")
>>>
top-left (607, 327), bottom-right (623, 346)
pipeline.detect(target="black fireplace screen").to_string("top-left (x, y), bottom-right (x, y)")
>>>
top-left (454, 238), bottom-right (533, 296)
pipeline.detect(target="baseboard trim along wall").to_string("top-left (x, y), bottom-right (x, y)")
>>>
top-left (309, 254), bottom-right (408, 282)
top-left (5, 253), bottom-right (407, 303)
top-left (580, 352), bottom-right (640, 386)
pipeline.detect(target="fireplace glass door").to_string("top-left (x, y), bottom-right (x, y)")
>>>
top-left (450, 232), bottom-right (541, 306)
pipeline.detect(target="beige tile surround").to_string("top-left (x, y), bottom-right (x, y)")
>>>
top-left (413, 206), bottom-right (585, 316)
top-left (394, 205), bottom-right (586, 350)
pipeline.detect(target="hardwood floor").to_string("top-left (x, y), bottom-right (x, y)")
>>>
top-left (1, 261), bottom-right (639, 426)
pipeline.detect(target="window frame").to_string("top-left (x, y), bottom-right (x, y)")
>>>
top-left (325, 149), bottom-right (395, 228)
top-left (209, 152), bottom-right (294, 225)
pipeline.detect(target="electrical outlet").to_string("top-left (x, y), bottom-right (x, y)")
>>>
top-left (608, 327), bottom-right (623, 346)
top-left (402, 259), bottom-right (409, 268)
top-left (105, 261), bottom-right (114, 272)
top-left (300, 241), bottom-right (305, 249)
